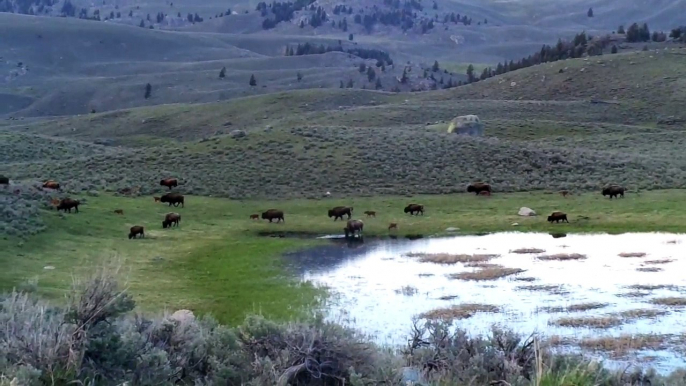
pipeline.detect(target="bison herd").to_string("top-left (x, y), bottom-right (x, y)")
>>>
top-left (38, 177), bottom-right (628, 241)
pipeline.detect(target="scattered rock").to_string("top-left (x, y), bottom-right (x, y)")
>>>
top-left (43, 266), bottom-right (55, 270)
top-left (518, 207), bottom-right (536, 217)
top-left (170, 309), bottom-right (195, 325)
top-left (512, 223), bottom-right (519, 226)
top-left (445, 227), bottom-right (460, 232)
top-left (447, 114), bottom-right (484, 136)
top-left (222, 121), bottom-right (232, 126)
top-left (510, 81), bottom-right (516, 87)
top-left (230, 129), bottom-right (246, 139)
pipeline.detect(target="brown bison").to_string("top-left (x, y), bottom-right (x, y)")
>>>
top-left (162, 212), bottom-right (181, 228)
top-left (114, 209), bottom-right (124, 215)
top-left (43, 180), bottom-right (60, 190)
top-left (404, 204), bottom-right (424, 216)
top-left (364, 211), bottom-right (376, 217)
top-left (478, 190), bottom-right (491, 197)
top-left (344, 219), bottom-right (364, 239)
top-left (262, 209), bottom-right (284, 223)
top-left (388, 222), bottom-right (398, 231)
top-left (129, 226), bottom-right (145, 239)
top-left (0, 175), bottom-right (8, 185)
top-left (250, 214), bottom-right (259, 220)
top-left (160, 178), bottom-right (178, 190)
top-left (328, 206), bottom-right (353, 221)
top-left (602, 185), bottom-right (625, 199)
top-left (56, 198), bottom-right (80, 213)
top-left (547, 211), bottom-right (569, 223)
top-left (160, 193), bottom-right (184, 207)
top-left (467, 182), bottom-right (491, 195)
top-left (154, 196), bottom-right (161, 202)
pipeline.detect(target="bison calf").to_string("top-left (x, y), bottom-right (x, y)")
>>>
top-left (547, 211), bottom-right (569, 223)
top-left (43, 180), bottom-right (60, 190)
top-left (114, 209), bottom-right (124, 215)
top-left (388, 222), bottom-right (398, 231)
top-left (250, 214), bottom-right (259, 220)
top-left (129, 226), bottom-right (145, 239)
top-left (364, 211), bottom-right (376, 217)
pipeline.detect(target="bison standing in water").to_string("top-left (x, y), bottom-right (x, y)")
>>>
top-left (160, 178), bottom-right (178, 190)
top-left (328, 206), bottom-right (353, 221)
top-left (262, 209), bottom-right (284, 223)
top-left (404, 204), bottom-right (424, 216)
top-left (160, 193), bottom-right (184, 207)
top-left (602, 185), bottom-right (625, 199)
top-left (547, 211), bottom-right (569, 223)
top-left (129, 226), bottom-right (145, 239)
top-left (163, 212), bottom-right (181, 228)
top-left (57, 198), bottom-right (80, 213)
top-left (467, 182), bottom-right (491, 195)
top-left (344, 219), bottom-right (364, 239)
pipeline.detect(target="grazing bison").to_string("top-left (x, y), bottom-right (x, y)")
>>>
top-left (129, 226), bottom-right (145, 239)
top-left (154, 196), bottom-right (161, 202)
top-left (388, 222), bottom-right (398, 231)
top-left (162, 212), bottom-right (181, 228)
top-left (364, 211), bottom-right (376, 217)
top-left (0, 175), bottom-right (8, 185)
top-left (344, 219), bottom-right (364, 239)
top-left (559, 190), bottom-right (571, 197)
top-left (160, 193), bottom-right (184, 207)
top-left (250, 214), bottom-right (259, 220)
top-left (467, 182), bottom-right (491, 195)
top-left (43, 180), bottom-right (60, 190)
top-left (547, 211), bottom-right (569, 223)
top-left (262, 209), bottom-right (284, 223)
top-left (404, 204), bottom-right (424, 216)
top-left (328, 206), bottom-right (353, 221)
top-left (114, 209), bottom-right (124, 215)
top-left (478, 190), bottom-right (491, 197)
top-left (160, 178), bottom-right (178, 190)
top-left (602, 185), bottom-right (625, 199)
top-left (56, 198), bottom-right (80, 213)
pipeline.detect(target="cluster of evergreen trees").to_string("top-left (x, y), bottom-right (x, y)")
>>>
top-left (0, 0), bottom-right (54, 15)
top-left (332, 4), bottom-right (353, 15)
top-left (353, 8), bottom-right (429, 33)
top-left (284, 43), bottom-right (393, 65)
top-left (442, 12), bottom-right (472, 25)
top-left (257, 0), bottom-right (316, 29)
top-left (382, 0), bottom-right (422, 11)
top-left (669, 27), bottom-right (686, 42)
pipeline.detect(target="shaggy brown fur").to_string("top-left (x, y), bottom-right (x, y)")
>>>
top-left (129, 226), bottom-right (145, 239)
top-left (160, 178), bottom-right (178, 190)
top-left (262, 209), bottom-right (285, 223)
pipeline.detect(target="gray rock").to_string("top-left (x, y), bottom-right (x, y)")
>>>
top-left (518, 207), bottom-right (536, 217)
top-left (230, 129), bottom-right (246, 138)
top-left (447, 115), bottom-right (484, 136)
top-left (445, 227), bottom-right (460, 232)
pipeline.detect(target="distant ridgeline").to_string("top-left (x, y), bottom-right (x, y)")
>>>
top-left (284, 43), bottom-right (393, 66)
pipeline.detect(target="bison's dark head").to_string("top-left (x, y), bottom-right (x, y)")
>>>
top-left (547, 215), bottom-right (554, 222)
top-left (404, 206), bottom-right (410, 213)
top-left (128, 233), bottom-right (134, 239)
top-left (467, 185), bottom-right (475, 192)
top-left (328, 210), bottom-right (334, 217)
top-left (601, 188), bottom-right (610, 196)
top-left (160, 196), bottom-right (169, 202)
top-left (160, 179), bottom-right (166, 185)
top-left (261, 212), bottom-right (267, 219)
top-left (162, 221), bottom-right (168, 229)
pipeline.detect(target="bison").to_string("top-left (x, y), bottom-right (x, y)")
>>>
top-left (559, 190), bottom-right (571, 197)
top-left (602, 185), bottom-right (625, 199)
top-left (262, 209), bottom-right (284, 223)
top-left (404, 204), bottom-right (424, 216)
top-left (388, 222), bottom-right (398, 231)
top-left (160, 178), bottom-right (178, 190)
top-left (162, 212), bottom-right (181, 228)
top-left (467, 182), bottom-right (491, 195)
top-left (114, 209), bottom-right (124, 215)
top-left (344, 219), bottom-right (364, 239)
top-left (364, 211), bottom-right (376, 217)
top-left (57, 198), bottom-right (80, 213)
top-left (328, 206), bottom-right (353, 221)
top-left (0, 175), bottom-right (8, 185)
top-left (160, 193), bottom-right (184, 207)
top-left (250, 214), bottom-right (259, 220)
top-left (129, 226), bottom-right (145, 239)
top-left (43, 180), bottom-right (60, 190)
top-left (547, 211), bottom-right (569, 223)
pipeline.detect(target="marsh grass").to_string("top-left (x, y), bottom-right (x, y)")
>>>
top-left (406, 252), bottom-right (499, 264)
top-left (626, 284), bottom-right (683, 291)
top-left (650, 297), bottom-right (686, 306)
top-left (449, 266), bottom-right (526, 281)
top-left (514, 276), bottom-right (537, 282)
top-left (536, 253), bottom-right (587, 261)
top-left (636, 267), bottom-right (663, 272)
top-left (615, 308), bottom-right (668, 319)
top-left (577, 334), bottom-right (668, 356)
top-left (512, 248), bottom-right (546, 254)
top-left (619, 252), bottom-right (647, 258)
top-left (643, 259), bottom-right (674, 265)
top-left (616, 291), bottom-right (651, 298)
top-left (419, 303), bottom-right (499, 320)
top-left (518, 285), bottom-right (569, 295)
top-left (549, 316), bottom-right (623, 329)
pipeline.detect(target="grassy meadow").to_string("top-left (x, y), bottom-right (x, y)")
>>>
top-left (3, 189), bottom-right (686, 325)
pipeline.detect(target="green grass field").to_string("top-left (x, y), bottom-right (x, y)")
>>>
top-left (3, 189), bottom-right (686, 325)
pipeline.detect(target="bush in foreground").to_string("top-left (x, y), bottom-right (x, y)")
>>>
top-left (2, 267), bottom-right (685, 385)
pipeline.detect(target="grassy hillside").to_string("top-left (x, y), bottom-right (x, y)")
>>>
top-left (2, 50), bottom-right (686, 200)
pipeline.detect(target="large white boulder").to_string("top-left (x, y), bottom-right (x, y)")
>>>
top-left (447, 114), bottom-right (484, 136)
top-left (518, 207), bottom-right (536, 217)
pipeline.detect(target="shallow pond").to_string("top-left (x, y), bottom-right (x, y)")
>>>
top-left (285, 232), bottom-right (686, 372)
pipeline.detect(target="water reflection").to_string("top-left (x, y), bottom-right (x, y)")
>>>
top-left (285, 232), bottom-right (686, 371)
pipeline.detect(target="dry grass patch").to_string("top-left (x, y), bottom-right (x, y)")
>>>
top-left (536, 253), bottom-right (587, 261)
top-left (643, 259), bottom-right (674, 265)
top-left (514, 277), bottom-right (537, 282)
top-left (626, 284), bottom-right (679, 291)
top-left (637, 267), bottom-right (663, 272)
top-left (394, 285), bottom-right (418, 296)
top-left (578, 334), bottom-right (668, 356)
top-left (406, 252), bottom-right (499, 265)
top-left (650, 297), bottom-right (686, 306)
top-left (511, 248), bottom-right (545, 254)
top-left (567, 302), bottom-right (609, 312)
top-left (619, 252), bottom-right (647, 258)
top-left (550, 315), bottom-right (623, 329)
top-left (437, 295), bottom-right (458, 301)
top-left (615, 308), bottom-right (668, 319)
top-left (463, 262), bottom-right (502, 268)
top-left (449, 266), bottom-right (525, 281)
top-left (517, 285), bottom-right (569, 295)
top-left (419, 303), bottom-right (499, 321)
top-left (616, 291), bottom-right (651, 298)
